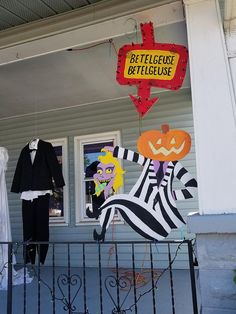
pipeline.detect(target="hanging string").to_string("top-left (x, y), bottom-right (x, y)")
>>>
top-left (107, 219), bottom-right (116, 267)
top-left (68, 39), bottom-right (119, 59)
top-left (110, 39), bottom-right (118, 56)
top-left (67, 19), bottom-right (138, 54)
top-left (33, 95), bottom-right (38, 140)
top-left (138, 114), bottom-right (143, 136)
top-left (124, 18), bottom-right (139, 42)
top-left (109, 39), bottom-right (112, 57)
top-left (67, 40), bottom-right (112, 52)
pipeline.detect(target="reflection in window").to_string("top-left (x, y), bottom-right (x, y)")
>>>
top-left (49, 145), bottom-right (64, 218)
top-left (48, 138), bottom-right (69, 225)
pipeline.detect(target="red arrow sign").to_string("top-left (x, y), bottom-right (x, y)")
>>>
top-left (130, 80), bottom-right (158, 117)
top-left (116, 22), bottom-right (188, 117)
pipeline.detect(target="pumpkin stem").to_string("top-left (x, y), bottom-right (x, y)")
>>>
top-left (161, 124), bottom-right (169, 134)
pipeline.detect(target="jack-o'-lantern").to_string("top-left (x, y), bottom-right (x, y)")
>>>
top-left (137, 124), bottom-right (191, 161)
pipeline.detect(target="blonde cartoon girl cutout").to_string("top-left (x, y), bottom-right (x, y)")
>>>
top-left (86, 149), bottom-right (125, 219)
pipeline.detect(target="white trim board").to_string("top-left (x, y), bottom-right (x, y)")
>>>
top-left (0, 1), bottom-right (184, 66)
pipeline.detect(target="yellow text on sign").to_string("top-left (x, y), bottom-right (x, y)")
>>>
top-left (124, 50), bottom-right (179, 80)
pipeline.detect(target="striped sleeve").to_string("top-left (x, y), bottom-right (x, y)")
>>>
top-left (173, 161), bottom-right (198, 200)
top-left (113, 146), bottom-right (147, 166)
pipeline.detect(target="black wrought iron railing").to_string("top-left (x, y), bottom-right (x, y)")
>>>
top-left (0, 240), bottom-right (198, 314)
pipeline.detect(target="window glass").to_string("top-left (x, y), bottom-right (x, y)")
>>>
top-left (49, 145), bottom-right (64, 218)
top-left (48, 138), bottom-right (69, 225)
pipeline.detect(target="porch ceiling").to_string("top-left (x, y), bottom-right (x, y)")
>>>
top-left (0, 0), bottom-right (190, 119)
top-left (0, 20), bottom-right (191, 119)
top-left (0, 0), bottom-right (103, 31)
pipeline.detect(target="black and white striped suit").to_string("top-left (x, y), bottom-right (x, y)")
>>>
top-left (95, 146), bottom-right (197, 241)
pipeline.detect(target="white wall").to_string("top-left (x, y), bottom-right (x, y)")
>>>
top-left (184, 0), bottom-right (236, 214)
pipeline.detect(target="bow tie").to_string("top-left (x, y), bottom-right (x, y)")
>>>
top-left (29, 148), bottom-right (37, 152)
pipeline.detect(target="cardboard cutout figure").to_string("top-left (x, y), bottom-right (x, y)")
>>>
top-left (86, 149), bottom-right (125, 219)
top-left (85, 161), bottom-right (105, 219)
top-left (94, 150), bottom-right (124, 199)
top-left (93, 125), bottom-right (197, 241)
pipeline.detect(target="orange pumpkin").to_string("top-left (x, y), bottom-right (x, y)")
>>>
top-left (137, 124), bottom-right (191, 161)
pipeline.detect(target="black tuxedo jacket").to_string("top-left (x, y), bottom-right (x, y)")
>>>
top-left (11, 139), bottom-right (65, 193)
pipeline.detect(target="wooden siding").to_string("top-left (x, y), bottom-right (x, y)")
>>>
top-left (0, 88), bottom-right (198, 268)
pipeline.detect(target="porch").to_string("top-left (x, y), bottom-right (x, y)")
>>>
top-left (0, 240), bottom-right (199, 314)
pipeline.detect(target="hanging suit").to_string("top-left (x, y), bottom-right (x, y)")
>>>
top-left (94, 146), bottom-right (197, 241)
top-left (11, 139), bottom-right (65, 264)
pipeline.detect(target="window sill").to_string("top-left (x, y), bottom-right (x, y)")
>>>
top-left (75, 219), bottom-right (124, 226)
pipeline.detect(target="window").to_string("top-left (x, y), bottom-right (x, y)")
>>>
top-left (74, 131), bottom-right (122, 224)
top-left (48, 138), bottom-right (69, 225)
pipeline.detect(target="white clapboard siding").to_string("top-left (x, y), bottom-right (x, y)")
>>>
top-left (0, 88), bottom-right (198, 269)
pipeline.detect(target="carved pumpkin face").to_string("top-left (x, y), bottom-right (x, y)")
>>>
top-left (137, 127), bottom-right (191, 161)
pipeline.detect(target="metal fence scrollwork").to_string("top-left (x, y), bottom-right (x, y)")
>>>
top-left (57, 274), bottom-right (82, 312)
top-left (0, 240), bottom-right (198, 314)
top-left (105, 275), bottom-right (132, 314)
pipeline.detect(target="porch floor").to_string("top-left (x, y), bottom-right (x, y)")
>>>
top-left (0, 266), bottom-right (199, 314)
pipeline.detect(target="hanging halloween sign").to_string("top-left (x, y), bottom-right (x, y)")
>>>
top-left (116, 22), bottom-right (188, 117)
top-left (92, 125), bottom-right (197, 242)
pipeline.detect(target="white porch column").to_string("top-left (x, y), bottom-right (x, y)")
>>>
top-left (184, 0), bottom-right (236, 215)
top-left (225, 0), bottom-right (236, 100)
top-left (184, 1), bottom-right (236, 313)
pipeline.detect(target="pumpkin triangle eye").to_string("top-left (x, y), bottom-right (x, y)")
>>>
top-left (156, 138), bottom-right (162, 144)
top-left (170, 138), bottom-right (176, 144)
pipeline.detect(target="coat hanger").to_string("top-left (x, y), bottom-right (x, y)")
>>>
top-left (29, 138), bottom-right (39, 144)
top-left (29, 138), bottom-right (39, 150)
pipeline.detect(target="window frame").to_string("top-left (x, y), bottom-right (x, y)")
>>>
top-left (74, 131), bottom-right (124, 225)
top-left (48, 137), bottom-right (69, 226)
